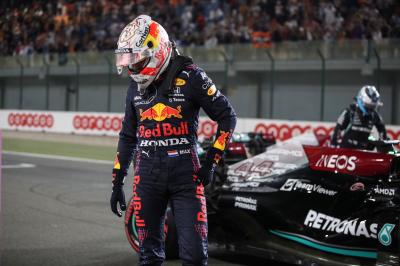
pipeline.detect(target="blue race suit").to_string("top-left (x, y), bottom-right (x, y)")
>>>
top-left (114, 55), bottom-right (236, 266)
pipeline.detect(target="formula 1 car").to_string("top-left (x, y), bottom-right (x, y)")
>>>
top-left (125, 133), bottom-right (400, 266)
top-left (200, 132), bottom-right (276, 165)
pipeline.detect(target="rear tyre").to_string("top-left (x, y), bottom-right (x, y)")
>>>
top-left (125, 198), bottom-right (179, 260)
top-left (124, 197), bottom-right (140, 252)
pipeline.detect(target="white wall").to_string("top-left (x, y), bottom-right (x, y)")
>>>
top-left (2, 110), bottom-right (400, 141)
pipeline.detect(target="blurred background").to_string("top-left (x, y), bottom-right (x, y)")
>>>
top-left (0, 0), bottom-right (399, 122)
top-left (1, 1), bottom-right (400, 266)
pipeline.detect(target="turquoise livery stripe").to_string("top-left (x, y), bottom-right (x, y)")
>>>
top-left (269, 230), bottom-right (377, 259)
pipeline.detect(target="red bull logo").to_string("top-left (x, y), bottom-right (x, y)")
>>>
top-left (196, 184), bottom-right (207, 222)
top-left (139, 122), bottom-right (189, 138)
top-left (140, 103), bottom-right (182, 122)
top-left (213, 131), bottom-right (230, 151)
top-left (133, 175), bottom-right (145, 227)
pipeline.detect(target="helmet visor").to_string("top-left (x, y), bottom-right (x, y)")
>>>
top-left (128, 57), bottom-right (151, 74)
top-left (115, 48), bottom-right (150, 74)
top-left (364, 100), bottom-right (383, 110)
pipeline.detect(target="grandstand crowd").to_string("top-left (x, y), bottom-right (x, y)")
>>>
top-left (1, 0), bottom-right (400, 56)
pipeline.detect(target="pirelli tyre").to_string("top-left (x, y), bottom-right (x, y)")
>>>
top-left (125, 198), bottom-right (179, 259)
top-left (124, 197), bottom-right (140, 252)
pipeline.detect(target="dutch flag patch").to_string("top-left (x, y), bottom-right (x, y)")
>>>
top-left (167, 150), bottom-right (179, 157)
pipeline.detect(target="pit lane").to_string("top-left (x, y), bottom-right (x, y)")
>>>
top-left (1, 153), bottom-right (289, 266)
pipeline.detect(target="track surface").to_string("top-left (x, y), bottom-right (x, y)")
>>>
top-left (1, 153), bottom-right (286, 266)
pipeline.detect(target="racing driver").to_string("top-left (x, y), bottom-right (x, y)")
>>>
top-left (331, 85), bottom-right (387, 150)
top-left (110, 15), bottom-right (237, 266)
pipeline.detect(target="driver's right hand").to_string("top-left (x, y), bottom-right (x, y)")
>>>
top-left (110, 169), bottom-right (126, 217)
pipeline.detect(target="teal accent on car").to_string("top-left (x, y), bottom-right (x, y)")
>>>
top-left (131, 214), bottom-right (138, 238)
top-left (269, 230), bottom-right (377, 259)
top-left (378, 223), bottom-right (395, 246)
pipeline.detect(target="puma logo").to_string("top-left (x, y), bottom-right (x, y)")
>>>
top-left (181, 71), bottom-right (190, 77)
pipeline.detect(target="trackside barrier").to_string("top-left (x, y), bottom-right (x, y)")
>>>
top-left (1, 110), bottom-right (400, 141)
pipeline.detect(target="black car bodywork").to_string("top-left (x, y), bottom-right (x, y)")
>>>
top-left (200, 132), bottom-right (276, 164)
top-left (125, 133), bottom-right (400, 265)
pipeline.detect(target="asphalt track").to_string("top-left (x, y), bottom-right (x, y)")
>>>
top-left (1, 152), bottom-right (287, 266)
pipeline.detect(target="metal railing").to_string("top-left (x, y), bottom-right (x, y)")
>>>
top-left (1, 39), bottom-right (399, 69)
top-left (0, 39), bottom-right (399, 121)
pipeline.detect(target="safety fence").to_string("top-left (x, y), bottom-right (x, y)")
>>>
top-left (2, 110), bottom-right (400, 141)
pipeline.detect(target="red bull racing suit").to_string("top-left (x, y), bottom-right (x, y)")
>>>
top-left (114, 57), bottom-right (237, 265)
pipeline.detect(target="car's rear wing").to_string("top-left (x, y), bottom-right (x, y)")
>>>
top-left (304, 145), bottom-right (395, 177)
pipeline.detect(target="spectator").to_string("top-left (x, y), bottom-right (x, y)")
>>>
top-left (0, 0), bottom-right (399, 56)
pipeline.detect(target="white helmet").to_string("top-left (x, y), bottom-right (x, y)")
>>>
top-left (115, 15), bottom-right (172, 92)
top-left (356, 85), bottom-right (382, 115)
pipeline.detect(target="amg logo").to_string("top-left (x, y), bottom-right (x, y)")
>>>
top-left (315, 155), bottom-right (357, 171)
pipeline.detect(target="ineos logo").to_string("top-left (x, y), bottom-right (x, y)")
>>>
top-left (315, 154), bottom-right (357, 171)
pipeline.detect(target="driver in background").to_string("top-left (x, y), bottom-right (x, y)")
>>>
top-left (331, 85), bottom-right (387, 150)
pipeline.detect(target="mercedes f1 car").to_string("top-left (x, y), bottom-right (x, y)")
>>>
top-left (200, 132), bottom-right (276, 164)
top-left (125, 133), bottom-right (400, 266)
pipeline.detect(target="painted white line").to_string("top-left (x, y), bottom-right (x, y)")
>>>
top-left (2, 151), bottom-right (113, 165)
top-left (1, 163), bottom-right (36, 169)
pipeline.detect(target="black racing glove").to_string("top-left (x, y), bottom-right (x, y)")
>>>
top-left (194, 161), bottom-right (215, 187)
top-left (110, 169), bottom-right (126, 217)
top-left (194, 146), bottom-right (223, 186)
